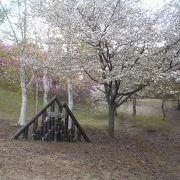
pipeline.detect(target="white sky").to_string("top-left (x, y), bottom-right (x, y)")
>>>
top-left (143, 0), bottom-right (170, 11)
top-left (0, 0), bottom-right (170, 44)
top-left (1, 0), bottom-right (169, 7)
top-left (1, 0), bottom-right (170, 13)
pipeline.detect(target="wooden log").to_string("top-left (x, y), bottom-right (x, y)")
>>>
top-left (59, 121), bottom-right (62, 130)
top-left (57, 130), bottom-right (60, 141)
top-left (58, 117), bottom-right (61, 124)
top-left (12, 95), bottom-right (58, 139)
top-left (36, 129), bottom-right (41, 140)
top-left (23, 126), bottom-right (29, 139)
top-left (63, 103), bottom-right (90, 142)
top-left (54, 118), bottom-right (58, 132)
top-left (71, 125), bottom-right (75, 138)
top-left (32, 119), bottom-right (38, 134)
top-left (57, 126), bottom-right (60, 132)
top-left (52, 118), bottom-right (55, 129)
top-left (32, 133), bottom-right (36, 140)
top-left (42, 133), bottom-right (48, 141)
top-left (57, 127), bottom-right (60, 141)
top-left (44, 121), bottom-right (48, 134)
top-left (40, 125), bottom-right (44, 137)
top-left (36, 130), bottom-right (39, 140)
top-left (67, 131), bottom-right (71, 142)
top-left (62, 134), bottom-right (65, 141)
top-left (46, 132), bottom-right (49, 141)
top-left (69, 133), bottom-right (73, 142)
top-left (51, 102), bottom-right (55, 112)
top-left (77, 129), bottom-right (82, 142)
top-left (65, 113), bottom-right (69, 133)
top-left (51, 126), bottom-right (55, 141)
top-left (48, 129), bottom-right (52, 141)
top-left (45, 133), bottom-right (48, 141)
top-left (54, 131), bottom-right (58, 142)
top-left (59, 130), bottom-right (63, 141)
top-left (62, 124), bottom-right (66, 134)
top-left (41, 111), bottom-right (46, 125)
top-left (47, 117), bottom-right (52, 130)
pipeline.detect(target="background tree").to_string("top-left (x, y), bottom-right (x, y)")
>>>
top-left (34, 0), bottom-right (180, 137)
top-left (0, 0), bottom-right (30, 126)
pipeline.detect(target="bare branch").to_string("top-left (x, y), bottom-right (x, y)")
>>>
top-left (0, 1), bottom-right (19, 44)
top-left (84, 70), bottom-right (99, 83)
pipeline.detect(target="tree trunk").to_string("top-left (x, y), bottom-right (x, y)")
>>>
top-left (43, 70), bottom-right (49, 106)
top-left (67, 79), bottom-right (73, 129)
top-left (108, 102), bottom-right (115, 138)
top-left (161, 97), bottom-right (166, 120)
top-left (177, 95), bottom-right (180, 110)
top-left (18, 50), bottom-right (27, 126)
top-left (132, 97), bottom-right (137, 116)
top-left (114, 108), bottom-right (117, 116)
top-left (35, 77), bottom-right (39, 114)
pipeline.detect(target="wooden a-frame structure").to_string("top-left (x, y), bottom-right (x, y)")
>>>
top-left (12, 95), bottom-right (90, 142)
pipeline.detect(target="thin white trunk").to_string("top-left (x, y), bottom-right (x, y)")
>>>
top-left (67, 79), bottom-right (73, 129)
top-left (43, 70), bottom-right (49, 106)
top-left (0, 1), bottom-right (28, 126)
top-left (18, 50), bottom-right (27, 126)
top-left (35, 77), bottom-right (39, 114)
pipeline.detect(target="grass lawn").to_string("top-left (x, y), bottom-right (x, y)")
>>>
top-left (129, 114), bottom-right (169, 132)
top-left (0, 87), bottom-right (171, 132)
top-left (0, 87), bottom-right (109, 128)
top-left (0, 88), bottom-right (42, 124)
top-left (0, 88), bottom-right (179, 180)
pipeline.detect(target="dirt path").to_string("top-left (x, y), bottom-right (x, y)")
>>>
top-left (0, 100), bottom-right (180, 180)
top-left (119, 99), bottom-right (180, 134)
top-left (117, 105), bottom-right (180, 180)
top-left (166, 109), bottom-right (180, 134)
top-left (0, 108), bottom-right (180, 180)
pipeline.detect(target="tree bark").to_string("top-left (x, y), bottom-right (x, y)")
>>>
top-left (35, 77), bottom-right (39, 114)
top-left (177, 95), bottom-right (180, 110)
top-left (67, 79), bottom-right (73, 129)
top-left (108, 101), bottom-right (115, 138)
top-left (132, 97), bottom-right (137, 116)
top-left (43, 69), bottom-right (49, 106)
top-left (161, 97), bottom-right (166, 119)
top-left (18, 50), bottom-right (27, 126)
top-left (114, 108), bottom-right (117, 116)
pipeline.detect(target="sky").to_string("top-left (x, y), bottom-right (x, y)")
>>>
top-left (1, 0), bottom-right (170, 8)
top-left (0, 0), bottom-right (171, 44)
top-left (1, 0), bottom-right (170, 13)
top-left (142, 0), bottom-right (170, 12)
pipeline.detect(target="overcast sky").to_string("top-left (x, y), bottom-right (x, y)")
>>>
top-left (143, 0), bottom-right (170, 11)
top-left (1, 0), bottom-right (170, 8)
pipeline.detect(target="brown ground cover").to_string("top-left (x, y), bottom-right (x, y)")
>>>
top-left (0, 110), bottom-right (180, 180)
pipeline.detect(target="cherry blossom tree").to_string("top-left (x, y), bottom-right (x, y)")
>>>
top-left (33, 0), bottom-right (180, 137)
top-left (0, 0), bottom-right (30, 126)
top-left (76, 0), bottom-right (179, 136)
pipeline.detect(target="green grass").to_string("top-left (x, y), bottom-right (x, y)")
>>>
top-left (73, 103), bottom-right (108, 128)
top-left (0, 87), bottom-right (170, 131)
top-left (129, 114), bottom-right (169, 132)
top-left (0, 87), bottom-right (108, 128)
top-left (0, 87), bottom-right (43, 125)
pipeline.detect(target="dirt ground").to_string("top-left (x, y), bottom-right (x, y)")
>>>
top-left (0, 107), bottom-right (180, 180)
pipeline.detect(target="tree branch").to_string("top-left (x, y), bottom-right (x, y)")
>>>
top-left (0, 1), bottom-right (19, 44)
top-left (84, 70), bottom-right (99, 83)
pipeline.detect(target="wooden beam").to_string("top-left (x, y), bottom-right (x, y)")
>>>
top-left (12, 95), bottom-right (90, 143)
top-left (63, 103), bottom-right (91, 142)
top-left (12, 95), bottom-right (57, 139)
